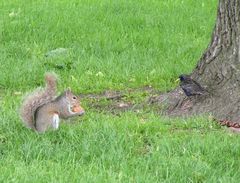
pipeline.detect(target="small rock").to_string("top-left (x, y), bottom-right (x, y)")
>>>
top-left (9, 9), bottom-right (20, 18)
top-left (45, 48), bottom-right (68, 58)
top-left (96, 72), bottom-right (104, 77)
top-left (118, 102), bottom-right (129, 108)
top-left (14, 91), bottom-right (22, 95)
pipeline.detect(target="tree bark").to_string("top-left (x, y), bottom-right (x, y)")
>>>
top-left (157, 0), bottom-right (240, 122)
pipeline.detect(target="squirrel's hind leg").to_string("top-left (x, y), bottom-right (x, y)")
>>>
top-left (35, 112), bottom-right (54, 133)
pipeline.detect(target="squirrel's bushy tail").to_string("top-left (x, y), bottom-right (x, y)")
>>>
top-left (20, 73), bottom-right (58, 129)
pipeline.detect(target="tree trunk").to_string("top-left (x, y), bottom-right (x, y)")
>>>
top-left (157, 0), bottom-right (240, 122)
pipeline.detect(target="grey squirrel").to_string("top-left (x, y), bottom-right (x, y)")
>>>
top-left (20, 73), bottom-right (85, 133)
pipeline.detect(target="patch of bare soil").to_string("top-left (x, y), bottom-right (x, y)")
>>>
top-left (79, 85), bottom-right (209, 118)
top-left (79, 86), bottom-right (164, 115)
top-left (79, 87), bottom-right (239, 132)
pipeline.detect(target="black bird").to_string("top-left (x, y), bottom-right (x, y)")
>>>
top-left (179, 74), bottom-right (206, 97)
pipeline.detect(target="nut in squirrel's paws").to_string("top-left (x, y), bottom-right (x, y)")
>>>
top-left (72, 106), bottom-right (85, 115)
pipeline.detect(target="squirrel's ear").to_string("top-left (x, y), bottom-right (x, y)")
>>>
top-left (65, 87), bottom-right (71, 92)
top-left (65, 87), bottom-right (72, 96)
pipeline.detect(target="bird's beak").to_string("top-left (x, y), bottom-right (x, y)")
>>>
top-left (175, 78), bottom-right (180, 83)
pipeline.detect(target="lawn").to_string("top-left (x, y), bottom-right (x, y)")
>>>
top-left (1, 0), bottom-right (240, 182)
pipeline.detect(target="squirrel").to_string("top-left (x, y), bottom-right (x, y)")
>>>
top-left (20, 73), bottom-right (85, 133)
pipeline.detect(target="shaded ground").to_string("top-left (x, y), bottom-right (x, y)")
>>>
top-left (80, 86), bottom-right (195, 117)
top-left (80, 86), bottom-right (240, 133)
top-left (80, 86), bottom-right (166, 115)
top-left (79, 85), bottom-right (208, 118)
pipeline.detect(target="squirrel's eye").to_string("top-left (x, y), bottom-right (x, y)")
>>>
top-left (72, 96), bottom-right (77, 100)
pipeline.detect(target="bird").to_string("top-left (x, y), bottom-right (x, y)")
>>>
top-left (178, 74), bottom-right (207, 97)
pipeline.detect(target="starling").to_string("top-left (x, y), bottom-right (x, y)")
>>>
top-left (179, 74), bottom-right (206, 97)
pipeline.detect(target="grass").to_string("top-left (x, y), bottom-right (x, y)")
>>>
top-left (2, 0), bottom-right (240, 182)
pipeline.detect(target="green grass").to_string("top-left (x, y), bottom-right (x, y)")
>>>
top-left (2, 0), bottom-right (240, 182)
